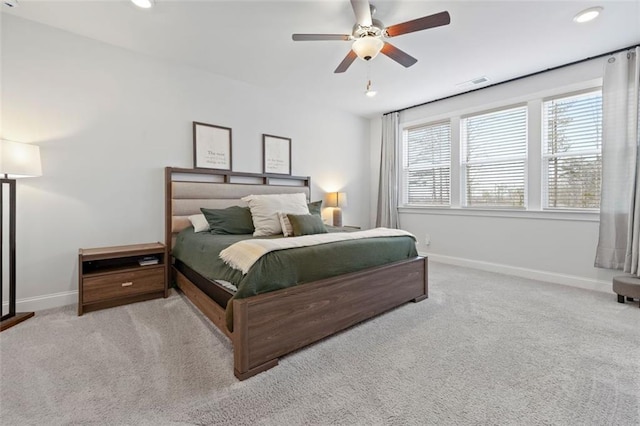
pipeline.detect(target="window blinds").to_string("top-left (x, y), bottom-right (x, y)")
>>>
top-left (404, 122), bottom-right (451, 205)
top-left (542, 90), bottom-right (602, 209)
top-left (462, 106), bottom-right (527, 207)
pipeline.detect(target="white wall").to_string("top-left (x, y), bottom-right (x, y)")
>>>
top-left (1, 15), bottom-right (371, 311)
top-left (370, 57), bottom-right (618, 292)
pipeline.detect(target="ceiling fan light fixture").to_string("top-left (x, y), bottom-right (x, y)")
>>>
top-left (352, 36), bottom-right (384, 61)
top-left (573, 6), bottom-right (603, 23)
top-left (131, 0), bottom-right (154, 9)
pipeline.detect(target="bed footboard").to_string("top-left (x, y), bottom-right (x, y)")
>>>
top-left (232, 256), bottom-right (427, 380)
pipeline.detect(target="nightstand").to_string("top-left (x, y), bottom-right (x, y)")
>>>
top-left (78, 242), bottom-right (167, 315)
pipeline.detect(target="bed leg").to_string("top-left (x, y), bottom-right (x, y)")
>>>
top-left (234, 358), bottom-right (279, 381)
top-left (617, 294), bottom-right (625, 303)
top-left (412, 257), bottom-right (428, 303)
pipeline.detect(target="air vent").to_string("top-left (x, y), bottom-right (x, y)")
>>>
top-left (472, 77), bottom-right (489, 85)
top-left (456, 76), bottom-right (490, 89)
top-left (3, 0), bottom-right (18, 7)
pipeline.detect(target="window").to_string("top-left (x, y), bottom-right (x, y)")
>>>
top-left (542, 90), bottom-right (602, 209)
top-left (399, 84), bottom-right (602, 215)
top-left (403, 121), bottom-right (451, 206)
top-left (461, 106), bottom-right (527, 207)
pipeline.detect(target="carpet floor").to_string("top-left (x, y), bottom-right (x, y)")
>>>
top-left (1, 262), bottom-right (639, 425)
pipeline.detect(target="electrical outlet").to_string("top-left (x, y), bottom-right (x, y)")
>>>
top-left (424, 234), bottom-right (431, 246)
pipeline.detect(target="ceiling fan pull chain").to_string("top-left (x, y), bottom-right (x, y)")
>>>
top-left (365, 62), bottom-right (377, 97)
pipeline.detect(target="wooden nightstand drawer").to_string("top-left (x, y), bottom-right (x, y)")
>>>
top-left (83, 267), bottom-right (164, 304)
top-left (78, 242), bottom-right (167, 315)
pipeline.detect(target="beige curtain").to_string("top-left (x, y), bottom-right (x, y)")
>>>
top-left (595, 48), bottom-right (640, 272)
top-left (376, 112), bottom-right (400, 228)
top-left (624, 48), bottom-right (640, 275)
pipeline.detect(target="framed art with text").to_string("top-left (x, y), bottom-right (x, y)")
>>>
top-left (193, 121), bottom-right (232, 170)
top-left (263, 134), bottom-right (291, 175)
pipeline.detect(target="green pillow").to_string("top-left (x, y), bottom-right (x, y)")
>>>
top-left (201, 206), bottom-right (255, 235)
top-left (307, 200), bottom-right (322, 217)
top-left (287, 213), bottom-right (328, 236)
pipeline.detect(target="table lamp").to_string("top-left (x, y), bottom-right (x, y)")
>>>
top-left (1, 140), bottom-right (42, 331)
top-left (325, 191), bottom-right (347, 227)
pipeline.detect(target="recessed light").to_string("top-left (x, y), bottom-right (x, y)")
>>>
top-left (573, 6), bottom-right (603, 23)
top-left (131, 0), bottom-right (154, 9)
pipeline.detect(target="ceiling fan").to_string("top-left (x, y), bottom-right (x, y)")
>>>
top-left (292, 0), bottom-right (450, 73)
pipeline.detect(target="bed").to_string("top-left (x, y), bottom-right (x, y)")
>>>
top-left (165, 167), bottom-right (428, 380)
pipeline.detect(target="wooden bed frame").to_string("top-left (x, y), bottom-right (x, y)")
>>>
top-left (165, 167), bottom-right (428, 380)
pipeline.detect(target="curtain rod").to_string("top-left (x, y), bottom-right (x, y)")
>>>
top-left (384, 42), bottom-right (640, 116)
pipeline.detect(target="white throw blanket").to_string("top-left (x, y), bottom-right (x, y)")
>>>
top-left (219, 227), bottom-right (416, 274)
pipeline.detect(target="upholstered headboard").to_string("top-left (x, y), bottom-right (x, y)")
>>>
top-left (165, 167), bottom-right (311, 251)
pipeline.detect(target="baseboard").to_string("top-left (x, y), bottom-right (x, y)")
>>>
top-left (421, 252), bottom-right (611, 294)
top-left (2, 290), bottom-right (78, 313)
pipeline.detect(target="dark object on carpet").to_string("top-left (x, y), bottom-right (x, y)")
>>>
top-left (613, 275), bottom-right (640, 308)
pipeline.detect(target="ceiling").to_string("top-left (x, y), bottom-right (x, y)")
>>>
top-left (3, 1), bottom-right (640, 118)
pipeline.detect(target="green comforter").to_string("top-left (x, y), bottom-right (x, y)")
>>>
top-left (172, 227), bottom-right (418, 331)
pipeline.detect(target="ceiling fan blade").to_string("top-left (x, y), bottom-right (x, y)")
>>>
top-left (385, 11), bottom-right (450, 37)
top-left (334, 50), bottom-right (358, 73)
top-left (381, 42), bottom-right (418, 68)
top-left (350, 0), bottom-right (372, 26)
top-left (292, 34), bottom-right (351, 41)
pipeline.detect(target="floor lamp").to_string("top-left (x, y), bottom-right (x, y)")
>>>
top-left (1, 140), bottom-right (42, 332)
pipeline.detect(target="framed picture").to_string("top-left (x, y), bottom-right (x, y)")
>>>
top-left (263, 134), bottom-right (292, 175)
top-left (193, 121), bottom-right (232, 170)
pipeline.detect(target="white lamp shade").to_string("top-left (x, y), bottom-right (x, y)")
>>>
top-left (0, 140), bottom-right (42, 178)
top-left (325, 192), bottom-right (347, 208)
top-left (351, 36), bottom-right (384, 61)
top-left (131, 0), bottom-right (154, 8)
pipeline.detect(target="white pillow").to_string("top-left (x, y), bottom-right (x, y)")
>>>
top-left (278, 212), bottom-right (293, 237)
top-left (188, 213), bottom-right (210, 233)
top-left (242, 193), bottom-right (309, 236)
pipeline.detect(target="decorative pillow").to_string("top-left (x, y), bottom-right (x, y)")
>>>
top-left (277, 212), bottom-right (294, 237)
top-left (188, 213), bottom-right (210, 233)
top-left (242, 193), bottom-right (309, 236)
top-left (307, 200), bottom-right (322, 217)
top-left (278, 201), bottom-right (323, 237)
top-left (287, 213), bottom-right (328, 236)
top-left (200, 206), bottom-right (255, 235)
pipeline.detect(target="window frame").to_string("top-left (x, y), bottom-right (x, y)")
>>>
top-left (460, 103), bottom-right (529, 209)
top-left (401, 120), bottom-right (452, 207)
top-left (541, 88), bottom-right (603, 211)
top-left (398, 81), bottom-right (602, 217)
